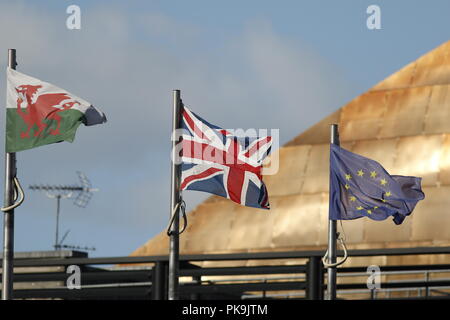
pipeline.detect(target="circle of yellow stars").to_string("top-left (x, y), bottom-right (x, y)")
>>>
top-left (343, 169), bottom-right (392, 215)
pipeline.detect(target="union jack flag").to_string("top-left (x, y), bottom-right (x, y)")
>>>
top-left (180, 106), bottom-right (272, 209)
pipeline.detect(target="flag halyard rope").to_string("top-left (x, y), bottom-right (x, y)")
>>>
top-left (166, 200), bottom-right (187, 236)
top-left (322, 231), bottom-right (348, 268)
top-left (1, 177), bottom-right (25, 212)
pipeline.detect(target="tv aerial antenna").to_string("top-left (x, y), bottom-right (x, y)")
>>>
top-left (29, 171), bottom-right (98, 251)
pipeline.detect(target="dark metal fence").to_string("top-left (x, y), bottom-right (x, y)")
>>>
top-left (1, 246), bottom-right (450, 299)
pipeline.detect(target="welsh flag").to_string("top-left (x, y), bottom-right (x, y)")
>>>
top-left (5, 68), bottom-right (106, 152)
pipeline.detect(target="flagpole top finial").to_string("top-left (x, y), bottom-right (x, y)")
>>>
top-left (330, 124), bottom-right (340, 145)
top-left (8, 49), bottom-right (17, 69)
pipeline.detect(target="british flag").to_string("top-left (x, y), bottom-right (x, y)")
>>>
top-left (180, 106), bottom-right (272, 209)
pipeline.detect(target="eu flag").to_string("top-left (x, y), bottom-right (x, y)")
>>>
top-left (330, 144), bottom-right (425, 225)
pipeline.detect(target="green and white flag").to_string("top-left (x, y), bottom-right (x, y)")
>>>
top-left (6, 68), bottom-right (106, 152)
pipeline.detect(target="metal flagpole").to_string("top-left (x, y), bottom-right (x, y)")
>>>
top-left (326, 123), bottom-right (339, 300)
top-left (2, 49), bottom-right (18, 300)
top-left (168, 89), bottom-right (182, 300)
top-left (55, 195), bottom-right (61, 250)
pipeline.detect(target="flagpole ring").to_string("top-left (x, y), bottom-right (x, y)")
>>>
top-left (1, 177), bottom-right (25, 212)
top-left (166, 200), bottom-right (188, 236)
top-left (322, 235), bottom-right (348, 268)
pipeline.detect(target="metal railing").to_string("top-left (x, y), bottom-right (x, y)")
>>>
top-left (0, 246), bottom-right (449, 299)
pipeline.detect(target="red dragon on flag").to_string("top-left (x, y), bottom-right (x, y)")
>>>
top-left (15, 84), bottom-right (81, 138)
top-left (6, 68), bottom-right (106, 153)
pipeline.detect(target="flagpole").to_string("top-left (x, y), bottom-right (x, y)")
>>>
top-left (168, 89), bottom-right (182, 300)
top-left (326, 123), bottom-right (339, 300)
top-left (2, 49), bottom-right (17, 300)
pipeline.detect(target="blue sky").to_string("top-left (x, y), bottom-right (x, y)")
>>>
top-left (0, 0), bottom-right (449, 257)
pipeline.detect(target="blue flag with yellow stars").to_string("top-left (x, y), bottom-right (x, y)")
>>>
top-left (330, 144), bottom-right (425, 225)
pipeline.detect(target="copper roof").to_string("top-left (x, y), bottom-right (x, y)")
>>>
top-left (132, 41), bottom-right (450, 267)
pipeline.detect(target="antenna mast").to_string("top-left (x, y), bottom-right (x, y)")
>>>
top-left (29, 171), bottom-right (98, 250)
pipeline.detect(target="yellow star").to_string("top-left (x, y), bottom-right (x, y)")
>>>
top-left (385, 191), bottom-right (392, 197)
top-left (382, 199), bottom-right (386, 203)
top-left (380, 178), bottom-right (387, 186)
top-left (356, 206), bottom-right (364, 210)
top-left (345, 174), bottom-right (352, 181)
top-left (357, 170), bottom-right (364, 177)
top-left (370, 171), bottom-right (377, 178)
top-left (344, 184), bottom-right (350, 190)
top-left (374, 206), bottom-right (379, 209)
top-left (349, 196), bottom-right (356, 202)
top-left (367, 209), bottom-right (372, 214)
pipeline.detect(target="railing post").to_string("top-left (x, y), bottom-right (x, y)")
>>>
top-left (152, 261), bottom-right (167, 300)
top-left (306, 256), bottom-right (323, 300)
top-left (190, 275), bottom-right (201, 300)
